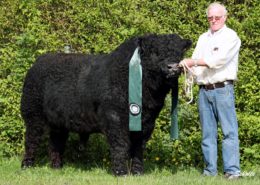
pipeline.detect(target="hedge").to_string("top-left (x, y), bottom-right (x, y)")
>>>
top-left (0, 0), bottom-right (259, 170)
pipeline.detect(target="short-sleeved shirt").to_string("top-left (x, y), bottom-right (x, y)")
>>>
top-left (192, 25), bottom-right (241, 85)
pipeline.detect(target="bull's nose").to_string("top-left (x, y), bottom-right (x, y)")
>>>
top-left (167, 63), bottom-right (180, 71)
top-left (166, 63), bottom-right (183, 78)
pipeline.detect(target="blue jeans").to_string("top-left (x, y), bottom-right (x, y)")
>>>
top-left (198, 84), bottom-right (240, 176)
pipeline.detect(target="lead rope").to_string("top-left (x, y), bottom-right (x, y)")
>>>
top-left (179, 61), bottom-right (196, 104)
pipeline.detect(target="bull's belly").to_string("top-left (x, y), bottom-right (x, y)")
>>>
top-left (45, 109), bottom-right (102, 133)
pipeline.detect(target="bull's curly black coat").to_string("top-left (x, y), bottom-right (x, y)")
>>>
top-left (21, 34), bottom-right (191, 175)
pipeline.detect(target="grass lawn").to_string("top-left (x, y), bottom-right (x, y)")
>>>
top-left (0, 157), bottom-right (259, 185)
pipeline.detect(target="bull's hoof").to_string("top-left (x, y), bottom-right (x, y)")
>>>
top-left (113, 169), bottom-right (128, 176)
top-left (131, 168), bottom-right (144, 176)
top-left (51, 162), bottom-right (63, 169)
top-left (131, 165), bottom-right (144, 175)
top-left (21, 158), bottom-right (34, 169)
top-left (131, 170), bottom-right (143, 176)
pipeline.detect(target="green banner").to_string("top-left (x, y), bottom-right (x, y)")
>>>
top-left (129, 48), bottom-right (142, 131)
top-left (170, 87), bottom-right (179, 139)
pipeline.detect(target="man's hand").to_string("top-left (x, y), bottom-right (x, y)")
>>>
top-left (180, 58), bottom-right (196, 68)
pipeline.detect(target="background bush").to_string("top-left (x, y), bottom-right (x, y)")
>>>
top-left (0, 0), bottom-right (259, 170)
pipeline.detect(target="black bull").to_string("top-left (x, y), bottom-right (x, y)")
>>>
top-left (21, 34), bottom-right (191, 175)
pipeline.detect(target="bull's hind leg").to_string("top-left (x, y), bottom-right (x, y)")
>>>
top-left (48, 128), bottom-right (69, 168)
top-left (130, 132), bottom-right (144, 175)
top-left (21, 117), bottom-right (45, 168)
top-left (78, 133), bottom-right (89, 152)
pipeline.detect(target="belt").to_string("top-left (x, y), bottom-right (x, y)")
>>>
top-left (199, 80), bottom-right (233, 90)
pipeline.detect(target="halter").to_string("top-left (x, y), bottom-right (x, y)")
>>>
top-left (179, 61), bottom-right (196, 104)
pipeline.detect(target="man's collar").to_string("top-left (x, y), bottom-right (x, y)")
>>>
top-left (207, 25), bottom-right (227, 36)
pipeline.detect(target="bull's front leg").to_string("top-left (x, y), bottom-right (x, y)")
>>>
top-left (104, 111), bottom-right (130, 176)
top-left (130, 131), bottom-right (144, 175)
top-left (109, 134), bottom-right (129, 176)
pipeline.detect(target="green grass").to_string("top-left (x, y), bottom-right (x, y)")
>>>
top-left (0, 157), bottom-right (259, 185)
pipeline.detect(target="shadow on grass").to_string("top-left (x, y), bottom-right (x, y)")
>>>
top-left (30, 153), bottom-right (202, 176)
top-left (18, 133), bottom-right (203, 176)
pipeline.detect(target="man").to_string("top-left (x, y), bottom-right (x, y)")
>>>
top-left (181, 2), bottom-right (241, 179)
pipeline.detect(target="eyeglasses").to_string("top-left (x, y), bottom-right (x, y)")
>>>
top-left (207, 15), bottom-right (224, 21)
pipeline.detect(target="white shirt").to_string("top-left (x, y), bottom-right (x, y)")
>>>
top-left (192, 25), bottom-right (241, 85)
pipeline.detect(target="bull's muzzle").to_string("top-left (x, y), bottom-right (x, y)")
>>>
top-left (166, 63), bottom-right (183, 78)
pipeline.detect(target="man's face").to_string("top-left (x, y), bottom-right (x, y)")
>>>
top-left (207, 6), bottom-right (227, 32)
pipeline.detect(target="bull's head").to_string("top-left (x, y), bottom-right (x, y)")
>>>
top-left (137, 34), bottom-right (192, 82)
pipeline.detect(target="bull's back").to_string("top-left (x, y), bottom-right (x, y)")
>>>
top-left (21, 53), bottom-right (90, 124)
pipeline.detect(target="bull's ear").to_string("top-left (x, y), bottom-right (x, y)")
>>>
top-left (137, 37), bottom-right (145, 54)
top-left (137, 37), bottom-right (144, 51)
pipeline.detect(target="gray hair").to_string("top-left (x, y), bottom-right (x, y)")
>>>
top-left (206, 2), bottom-right (228, 16)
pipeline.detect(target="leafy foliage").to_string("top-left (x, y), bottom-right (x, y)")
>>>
top-left (0, 0), bottom-right (259, 169)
